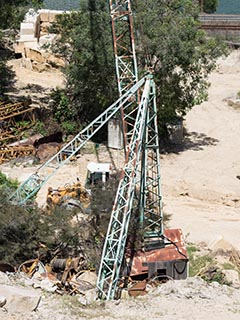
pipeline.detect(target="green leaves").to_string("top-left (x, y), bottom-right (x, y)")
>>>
top-left (51, 0), bottom-right (225, 139)
top-left (0, 0), bottom-right (43, 29)
top-left (0, 172), bottom-right (19, 191)
top-left (134, 0), bottom-right (225, 134)
top-left (203, 0), bottom-right (218, 14)
top-left (51, 1), bottom-right (117, 129)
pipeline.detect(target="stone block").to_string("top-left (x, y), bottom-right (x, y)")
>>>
top-left (32, 61), bottom-right (48, 72)
top-left (78, 288), bottom-right (97, 305)
top-left (39, 10), bottom-right (49, 22)
top-left (40, 31), bottom-right (49, 38)
top-left (40, 278), bottom-right (58, 293)
top-left (0, 272), bottom-right (11, 285)
top-left (39, 34), bottom-right (56, 47)
top-left (14, 42), bottom-right (25, 54)
top-left (24, 41), bottom-right (40, 50)
top-left (20, 22), bottom-right (35, 36)
top-left (222, 269), bottom-right (239, 286)
top-left (40, 21), bottom-right (51, 33)
top-left (45, 53), bottom-right (65, 67)
top-left (24, 47), bottom-right (45, 63)
top-left (18, 35), bottom-right (37, 42)
top-left (21, 57), bottom-right (33, 70)
top-left (48, 10), bottom-right (64, 23)
top-left (77, 271), bottom-right (97, 286)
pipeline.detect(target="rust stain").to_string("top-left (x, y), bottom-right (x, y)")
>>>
top-left (130, 229), bottom-right (188, 278)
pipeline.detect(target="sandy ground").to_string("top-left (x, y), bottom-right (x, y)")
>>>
top-left (161, 50), bottom-right (240, 251)
top-left (1, 50), bottom-right (240, 320)
top-left (8, 58), bottom-right (65, 89)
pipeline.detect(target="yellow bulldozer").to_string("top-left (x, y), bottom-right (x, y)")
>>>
top-left (46, 162), bottom-right (111, 212)
top-left (46, 180), bottom-right (91, 212)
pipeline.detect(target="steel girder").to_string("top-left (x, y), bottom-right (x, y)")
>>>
top-left (109, 0), bottom-right (138, 96)
top-left (139, 79), bottom-right (163, 241)
top-left (97, 75), bottom-right (163, 300)
top-left (0, 145), bottom-right (35, 164)
top-left (9, 77), bottom-right (145, 205)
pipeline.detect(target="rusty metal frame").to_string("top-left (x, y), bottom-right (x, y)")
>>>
top-left (0, 145), bottom-right (35, 164)
top-left (0, 102), bottom-right (36, 142)
top-left (109, 0), bottom-right (138, 96)
top-left (130, 229), bottom-right (188, 280)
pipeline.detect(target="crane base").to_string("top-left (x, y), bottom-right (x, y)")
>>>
top-left (130, 228), bottom-right (188, 280)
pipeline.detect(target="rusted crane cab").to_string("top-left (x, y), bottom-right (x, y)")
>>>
top-left (130, 229), bottom-right (188, 282)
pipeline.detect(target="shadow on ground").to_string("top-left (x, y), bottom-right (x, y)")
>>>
top-left (161, 131), bottom-right (219, 154)
top-left (5, 82), bottom-right (52, 112)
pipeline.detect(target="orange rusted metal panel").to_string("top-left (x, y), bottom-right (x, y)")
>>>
top-left (130, 229), bottom-right (188, 280)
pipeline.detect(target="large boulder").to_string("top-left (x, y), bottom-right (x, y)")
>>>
top-left (36, 142), bottom-right (61, 162)
top-left (222, 269), bottom-right (240, 287)
top-left (0, 284), bottom-right (41, 313)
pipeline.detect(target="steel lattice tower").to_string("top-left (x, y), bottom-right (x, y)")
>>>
top-left (97, 76), bottom-right (163, 300)
top-left (109, 0), bottom-right (138, 96)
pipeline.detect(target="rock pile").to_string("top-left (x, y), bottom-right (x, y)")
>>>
top-left (0, 268), bottom-right (98, 316)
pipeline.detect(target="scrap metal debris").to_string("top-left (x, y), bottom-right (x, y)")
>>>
top-left (46, 181), bottom-right (91, 212)
top-left (17, 257), bottom-right (97, 296)
top-left (0, 101), bottom-right (36, 143)
top-left (0, 145), bottom-right (36, 164)
top-left (130, 229), bottom-right (188, 281)
top-left (0, 101), bottom-right (65, 164)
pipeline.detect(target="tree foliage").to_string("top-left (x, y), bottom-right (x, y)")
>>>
top-left (203, 0), bottom-right (218, 14)
top-left (134, 0), bottom-right (225, 135)
top-left (52, 0), bottom-right (225, 138)
top-left (0, 0), bottom-right (43, 29)
top-left (52, 0), bottom-right (117, 126)
top-left (0, 172), bottom-right (118, 267)
top-left (0, 187), bottom-right (93, 266)
top-left (0, 54), bottom-right (15, 97)
top-left (0, 171), bottom-right (18, 190)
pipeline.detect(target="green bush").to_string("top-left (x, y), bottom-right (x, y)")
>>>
top-left (62, 121), bottom-right (77, 135)
top-left (0, 171), bottom-right (19, 190)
